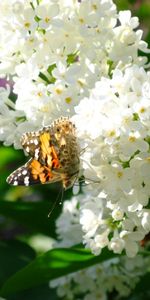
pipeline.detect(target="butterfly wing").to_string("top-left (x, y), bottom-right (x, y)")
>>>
top-left (7, 158), bottom-right (62, 186)
top-left (21, 128), bottom-right (52, 160)
top-left (7, 117), bottom-right (80, 189)
top-left (21, 130), bottom-right (41, 158)
top-left (7, 129), bottom-right (62, 186)
top-left (22, 128), bottom-right (62, 167)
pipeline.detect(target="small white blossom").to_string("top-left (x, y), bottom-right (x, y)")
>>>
top-left (109, 237), bottom-right (125, 254)
top-left (141, 211), bottom-right (150, 232)
top-left (112, 208), bottom-right (124, 221)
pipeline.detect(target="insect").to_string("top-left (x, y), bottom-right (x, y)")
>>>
top-left (7, 117), bottom-right (80, 190)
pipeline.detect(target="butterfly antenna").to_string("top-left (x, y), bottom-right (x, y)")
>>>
top-left (48, 186), bottom-right (64, 218)
top-left (75, 177), bottom-right (100, 186)
top-left (80, 145), bottom-right (88, 155)
top-left (83, 177), bottom-right (100, 184)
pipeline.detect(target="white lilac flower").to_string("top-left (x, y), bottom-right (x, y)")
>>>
top-left (51, 195), bottom-right (150, 298)
top-left (0, 86), bottom-right (27, 148)
top-left (0, 0), bottom-right (149, 146)
top-left (35, 3), bottom-right (59, 29)
top-left (72, 64), bottom-right (150, 257)
top-left (55, 197), bottom-right (83, 247)
top-left (109, 10), bottom-right (150, 67)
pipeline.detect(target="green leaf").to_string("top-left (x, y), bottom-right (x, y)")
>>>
top-left (0, 246), bottom-right (118, 296)
top-left (39, 72), bottom-right (51, 84)
top-left (67, 52), bottom-right (79, 66)
top-left (0, 200), bottom-right (58, 237)
top-left (47, 64), bottom-right (56, 75)
top-left (0, 240), bottom-right (35, 288)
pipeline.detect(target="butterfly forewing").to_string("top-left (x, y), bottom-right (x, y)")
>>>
top-left (21, 128), bottom-right (49, 160)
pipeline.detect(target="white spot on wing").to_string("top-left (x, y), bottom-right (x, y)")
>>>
top-left (24, 176), bottom-right (29, 186)
top-left (22, 169), bottom-right (27, 175)
top-left (35, 148), bottom-right (39, 159)
top-left (26, 146), bottom-right (30, 152)
top-left (34, 139), bottom-right (38, 145)
top-left (60, 137), bottom-right (66, 146)
top-left (13, 181), bottom-right (18, 185)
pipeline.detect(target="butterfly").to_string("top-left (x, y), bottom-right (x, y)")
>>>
top-left (7, 117), bottom-right (80, 190)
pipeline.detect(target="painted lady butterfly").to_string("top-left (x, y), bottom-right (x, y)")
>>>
top-left (7, 117), bottom-right (80, 190)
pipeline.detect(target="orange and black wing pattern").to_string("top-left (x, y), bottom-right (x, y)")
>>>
top-left (7, 129), bottom-right (62, 186)
top-left (7, 117), bottom-right (80, 189)
top-left (7, 158), bottom-right (62, 186)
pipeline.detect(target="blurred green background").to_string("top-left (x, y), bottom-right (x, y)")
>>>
top-left (0, 1), bottom-right (150, 299)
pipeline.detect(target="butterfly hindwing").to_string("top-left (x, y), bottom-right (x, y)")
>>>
top-left (7, 158), bottom-right (62, 186)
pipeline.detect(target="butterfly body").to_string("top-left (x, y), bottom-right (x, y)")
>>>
top-left (7, 117), bottom-right (80, 190)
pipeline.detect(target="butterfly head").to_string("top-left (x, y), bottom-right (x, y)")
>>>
top-left (51, 117), bottom-right (76, 142)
